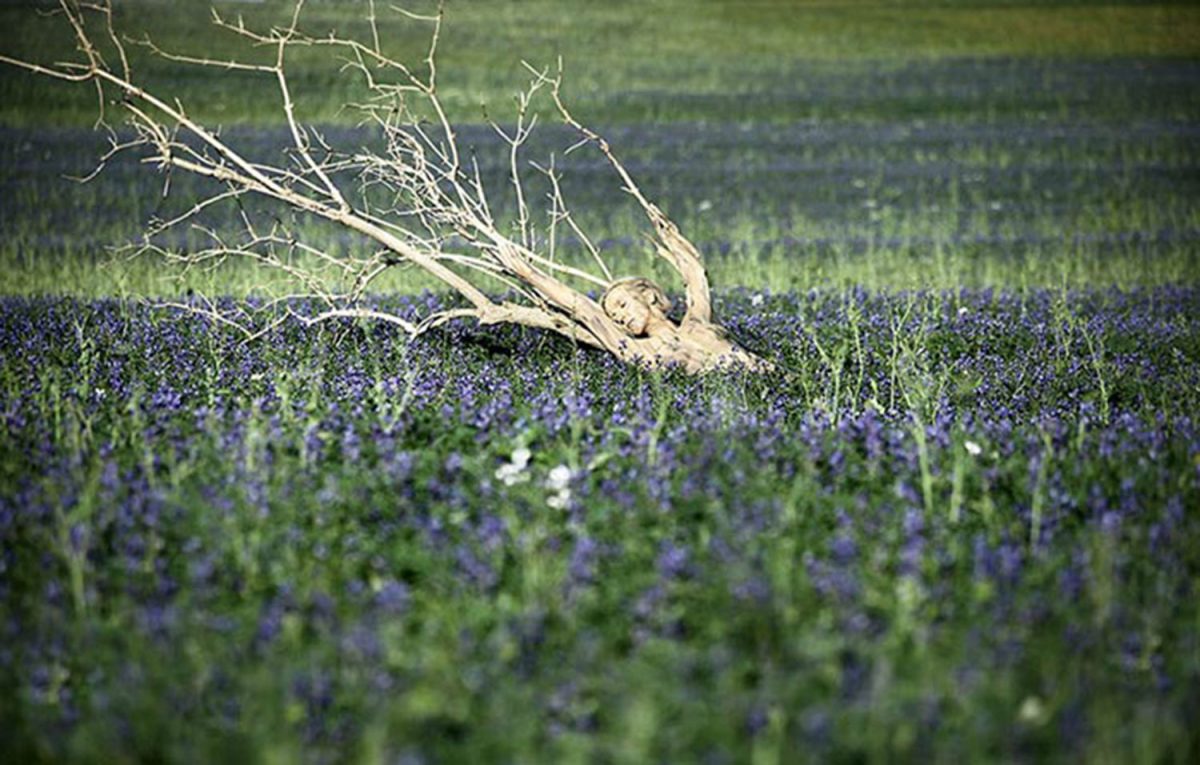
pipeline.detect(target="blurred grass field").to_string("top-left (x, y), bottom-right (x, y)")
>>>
top-left (0, 0), bottom-right (1198, 297)
top-left (2, 0), bottom-right (1199, 126)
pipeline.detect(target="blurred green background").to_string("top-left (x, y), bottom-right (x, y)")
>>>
top-left (2, 0), bottom-right (1198, 125)
top-left (1, 0), bottom-right (1198, 296)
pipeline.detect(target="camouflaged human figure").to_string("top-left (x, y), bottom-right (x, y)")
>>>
top-left (2, 0), bottom-right (773, 375)
top-left (601, 277), bottom-right (771, 373)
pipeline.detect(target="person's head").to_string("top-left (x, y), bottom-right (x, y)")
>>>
top-left (601, 277), bottom-right (672, 336)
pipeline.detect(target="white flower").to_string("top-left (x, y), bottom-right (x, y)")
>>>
top-left (547, 489), bottom-right (571, 510)
top-left (494, 447), bottom-right (535, 486)
top-left (750, 293), bottom-right (765, 307)
top-left (1018, 696), bottom-right (1046, 724)
top-left (957, 306), bottom-right (969, 317)
top-left (546, 464), bottom-right (572, 492)
top-left (494, 462), bottom-right (527, 486)
top-left (964, 440), bottom-right (983, 457)
top-left (495, 448), bottom-right (532, 486)
top-left (511, 447), bottom-right (531, 470)
top-left (697, 199), bottom-right (713, 212)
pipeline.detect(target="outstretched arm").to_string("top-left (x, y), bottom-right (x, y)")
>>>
top-left (548, 67), bottom-right (713, 325)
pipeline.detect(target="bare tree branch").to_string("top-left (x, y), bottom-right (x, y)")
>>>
top-left (1, 0), bottom-right (770, 373)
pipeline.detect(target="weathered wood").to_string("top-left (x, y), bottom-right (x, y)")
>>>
top-left (0, 0), bottom-right (772, 374)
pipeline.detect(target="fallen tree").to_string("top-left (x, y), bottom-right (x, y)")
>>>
top-left (1, 0), bottom-right (772, 373)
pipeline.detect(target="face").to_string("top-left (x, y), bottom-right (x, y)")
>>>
top-left (604, 285), bottom-right (652, 336)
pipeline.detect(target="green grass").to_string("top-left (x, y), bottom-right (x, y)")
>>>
top-left (2, 2), bottom-right (1197, 299)
top-left (3, 113), bottom-right (1197, 297)
top-left (1, 2), bottom-right (1197, 300)
top-left (1, 0), bottom-right (1198, 126)
top-left (1, 232), bottom-right (1196, 300)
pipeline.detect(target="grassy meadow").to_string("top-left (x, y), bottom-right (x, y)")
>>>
top-left (1, 1), bottom-right (1199, 762)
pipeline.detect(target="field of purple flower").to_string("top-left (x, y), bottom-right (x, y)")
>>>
top-left (1, 286), bottom-right (1198, 761)
top-left (2, 4), bottom-right (1200, 758)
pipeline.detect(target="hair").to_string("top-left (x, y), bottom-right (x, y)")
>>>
top-left (601, 277), bottom-right (672, 316)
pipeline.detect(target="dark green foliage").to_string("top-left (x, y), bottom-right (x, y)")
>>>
top-left (0, 290), bottom-right (1198, 762)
